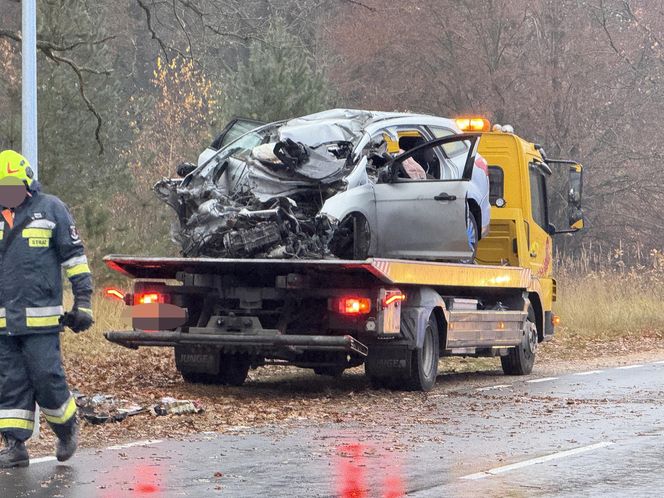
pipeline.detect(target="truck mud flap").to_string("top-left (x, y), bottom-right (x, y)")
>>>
top-left (104, 331), bottom-right (368, 357)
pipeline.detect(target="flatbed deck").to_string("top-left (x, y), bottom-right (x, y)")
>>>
top-left (104, 255), bottom-right (538, 291)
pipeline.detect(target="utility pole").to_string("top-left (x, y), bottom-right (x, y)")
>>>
top-left (22, 0), bottom-right (38, 180)
top-left (23, 0), bottom-right (41, 439)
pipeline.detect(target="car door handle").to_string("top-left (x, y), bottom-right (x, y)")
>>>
top-left (434, 193), bottom-right (457, 201)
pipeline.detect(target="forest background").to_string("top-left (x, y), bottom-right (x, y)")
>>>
top-left (1, 0), bottom-right (663, 278)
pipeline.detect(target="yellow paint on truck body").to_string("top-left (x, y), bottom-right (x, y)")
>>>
top-left (476, 132), bottom-right (557, 312)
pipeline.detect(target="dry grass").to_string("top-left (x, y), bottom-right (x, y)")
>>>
top-left (553, 245), bottom-right (664, 345)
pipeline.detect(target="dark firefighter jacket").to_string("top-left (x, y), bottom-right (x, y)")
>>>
top-left (0, 187), bottom-right (93, 335)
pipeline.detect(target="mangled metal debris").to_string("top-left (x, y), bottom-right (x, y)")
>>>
top-left (150, 397), bottom-right (204, 416)
top-left (155, 110), bottom-right (371, 259)
top-left (74, 392), bottom-right (204, 423)
top-left (74, 392), bottom-right (145, 424)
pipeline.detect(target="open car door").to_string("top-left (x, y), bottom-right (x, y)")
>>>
top-left (373, 134), bottom-right (481, 261)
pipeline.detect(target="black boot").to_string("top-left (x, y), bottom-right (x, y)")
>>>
top-left (0, 434), bottom-right (30, 468)
top-left (51, 417), bottom-right (79, 462)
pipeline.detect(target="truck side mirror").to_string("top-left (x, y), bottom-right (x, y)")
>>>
top-left (567, 165), bottom-right (584, 230)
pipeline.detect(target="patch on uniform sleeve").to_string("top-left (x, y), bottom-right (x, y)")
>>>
top-left (69, 225), bottom-right (81, 242)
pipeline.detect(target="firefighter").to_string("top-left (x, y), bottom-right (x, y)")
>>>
top-left (0, 150), bottom-right (93, 468)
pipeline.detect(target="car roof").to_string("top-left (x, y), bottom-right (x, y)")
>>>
top-left (292, 108), bottom-right (459, 129)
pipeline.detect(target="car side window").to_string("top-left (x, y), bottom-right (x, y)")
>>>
top-left (428, 126), bottom-right (469, 158)
top-left (372, 127), bottom-right (441, 180)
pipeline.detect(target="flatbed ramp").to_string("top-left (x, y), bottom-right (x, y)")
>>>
top-left (104, 255), bottom-right (535, 291)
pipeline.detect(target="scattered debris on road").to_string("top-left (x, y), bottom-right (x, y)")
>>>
top-left (151, 397), bottom-right (204, 416)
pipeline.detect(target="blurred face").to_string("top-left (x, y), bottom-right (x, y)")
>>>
top-left (0, 184), bottom-right (28, 208)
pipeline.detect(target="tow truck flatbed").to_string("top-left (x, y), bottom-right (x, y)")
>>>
top-left (104, 255), bottom-right (537, 292)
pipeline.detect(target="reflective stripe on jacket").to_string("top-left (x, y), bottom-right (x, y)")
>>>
top-left (0, 192), bottom-right (93, 335)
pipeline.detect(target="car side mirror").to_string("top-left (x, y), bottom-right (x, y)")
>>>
top-left (176, 162), bottom-right (196, 178)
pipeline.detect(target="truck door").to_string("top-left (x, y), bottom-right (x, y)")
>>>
top-left (374, 135), bottom-right (480, 261)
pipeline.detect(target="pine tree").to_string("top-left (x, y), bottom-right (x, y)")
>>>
top-left (225, 20), bottom-right (332, 122)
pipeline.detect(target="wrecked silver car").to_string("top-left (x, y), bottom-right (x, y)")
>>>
top-left (155, 109), bottom-right (490, 261)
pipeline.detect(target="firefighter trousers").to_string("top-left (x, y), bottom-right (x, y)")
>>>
top-left (0, 333), bottom-right (76, 441)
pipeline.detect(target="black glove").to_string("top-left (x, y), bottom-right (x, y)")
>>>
top-left (61, 307), bottom-right (94, 333)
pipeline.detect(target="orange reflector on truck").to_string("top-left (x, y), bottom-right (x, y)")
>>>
top-left (552, 315), bottom-right (561, 326)
top-left (383, 291), bottom-right (406, 308)
top-left (104, 287), bottom-right (126, 302)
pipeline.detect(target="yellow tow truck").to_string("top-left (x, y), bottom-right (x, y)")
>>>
top-left (104, 118), bottom-right (583, 391)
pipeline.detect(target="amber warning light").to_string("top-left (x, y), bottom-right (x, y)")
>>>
top-left (455, 117), bottom-right (491, 132)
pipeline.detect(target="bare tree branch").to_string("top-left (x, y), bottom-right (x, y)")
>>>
top-left (0, 28), bottom-right (111, 154)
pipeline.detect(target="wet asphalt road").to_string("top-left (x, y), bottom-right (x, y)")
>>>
top-left (2, 360), bottom-right (664, 497)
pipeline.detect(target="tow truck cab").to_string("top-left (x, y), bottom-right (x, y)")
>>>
top-left (476, 125), bottom-right (584, 339)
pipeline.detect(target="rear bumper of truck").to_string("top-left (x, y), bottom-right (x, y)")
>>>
top-left (104, 330), bottom-right (369, 356)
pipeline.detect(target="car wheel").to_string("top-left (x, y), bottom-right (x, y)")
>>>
top-left (330, 213), bottom-right (371, 260)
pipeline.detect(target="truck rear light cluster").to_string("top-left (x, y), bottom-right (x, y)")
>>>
top-left (135, 292), bottom-right (168, 305)
top-left (332, 296), bottom-right (372, 315)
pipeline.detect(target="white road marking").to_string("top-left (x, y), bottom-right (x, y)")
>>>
top-left (652, 360), bottom-right (664, 365)
top-left (574, 370), bottom-right (604, 376)
top-left (476, 384), bottom-right (511, 392)
top-left (526, 377), bottom-right (559, 384)
top-left (617, 364), bottom-right (644, 370)
top-left (106, 439), bottom-right (163, 450)
top-left (30, 439), bottom-right (164, 465)
top-left (460, 441), bottom-right (614, 480)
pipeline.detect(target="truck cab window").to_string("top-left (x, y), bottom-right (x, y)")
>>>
top-left (529, 166), bottom-right (548, 228)
top-left (488, 166), bottom-right (504, 205)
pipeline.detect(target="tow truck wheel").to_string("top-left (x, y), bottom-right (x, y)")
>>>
top-left (180, 371), bottom-right (215, 384)
top-left (217, 354), bottom-right (251, 386)
top-left (501, 307), bottom-right (537, 375)
top-left (405, 314), bottom-right (439, 391)
top-left (313, 366), bottom-right (345, 378)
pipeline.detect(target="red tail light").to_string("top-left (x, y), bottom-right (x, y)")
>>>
top-left (333, 297), bottom-right (372, 315)
top-left (135, 292), bottom-right (166, 305)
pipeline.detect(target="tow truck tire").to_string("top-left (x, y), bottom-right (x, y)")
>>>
top-left (501, 307), bottom-right (537, 375)
top-left (217, 354), bottom-right (251, 386)
top-left (313, 366), bottom-right (345, 378)
top-left (404, 314), bottom-right (439, 391)
top-left (180, 371), bottom-right (215, 384)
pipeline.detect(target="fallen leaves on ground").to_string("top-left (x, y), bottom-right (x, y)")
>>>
top-left (26, 332), bottom-right (664, 457)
